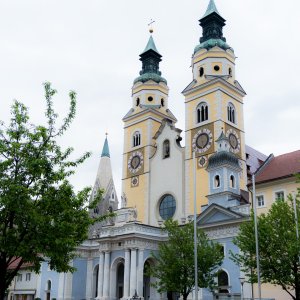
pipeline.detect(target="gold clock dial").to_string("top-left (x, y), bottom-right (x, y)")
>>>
top-left (128, 151), bottom-right (144, 174)
top-left (196, 133), bottom-right (209, 149)
top-left (192, 128), bottom-right (213, 154)
top-left (131, 156), bottom-right (141, 169)
top-left (229, 133), bottom-right (238, 149)
top-left (226, 129), bottom-right (240, 154)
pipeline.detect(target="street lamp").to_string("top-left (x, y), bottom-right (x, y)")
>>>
top-left (239, 277), bottom-right (245, 300)
top-left (193, 150), bottom-right (198, 300)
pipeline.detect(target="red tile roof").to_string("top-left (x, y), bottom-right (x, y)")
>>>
top-left (7, 257), bottom-right (33, 270)
top-left (255, 150), bottom-right (300, 184)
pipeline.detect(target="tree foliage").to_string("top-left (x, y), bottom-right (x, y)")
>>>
top-left (232, 180), bottom-right (300, 300)
top-left (0, 83), bottom-right (108, 299)
top-left (149, 219), bottom-right (224, 300)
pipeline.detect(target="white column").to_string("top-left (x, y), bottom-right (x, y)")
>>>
top-left (130, 248), bottom-right (137, 296)
top-left (103, 251), bottom-right (110, 298)
top-left (97, 252), bottom-right (105, 298)
top-left (137, 249), bottom-right (144, 297)
top-left (86, 258), bottom-right (93, 300)
top-left (124, 249), bottom-right (131, 298)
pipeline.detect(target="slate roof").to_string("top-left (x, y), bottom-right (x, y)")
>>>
top-left (255, 150), bottom-right (300, 184)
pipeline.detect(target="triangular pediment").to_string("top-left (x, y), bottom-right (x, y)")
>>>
top-left (197, 204), bottom-right (244, 226)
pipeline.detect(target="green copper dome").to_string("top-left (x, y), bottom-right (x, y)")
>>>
top-left (134, 36), bottom-right (167, 85)
top-left (101, 136), bottom-right (110, 158)
top-left (194, 39), bottom-right (232, 53)
top-left (207, 151), bottom-right (239, 169)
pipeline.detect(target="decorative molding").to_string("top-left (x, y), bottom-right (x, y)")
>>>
top-left (205, 224), bottom-right (239, 240)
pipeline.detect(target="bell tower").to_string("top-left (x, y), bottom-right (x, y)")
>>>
top-left (183, 0), bottom-right (247, 216)
top-left (122, 34), bottom-right (177, 224)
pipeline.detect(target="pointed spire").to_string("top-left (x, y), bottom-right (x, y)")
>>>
top-left (101, 134), bottom-right (110, 158)
top-left (202, 0), bottom-right (220, 18)
top-left (141, 35), bottom-right (160, 55)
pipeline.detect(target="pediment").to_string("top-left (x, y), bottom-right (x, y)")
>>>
top-left (197, 204), bottom-right (244, 226)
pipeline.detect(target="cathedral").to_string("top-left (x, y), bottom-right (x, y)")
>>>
top-left (10, 0), bottom-right (299, 300)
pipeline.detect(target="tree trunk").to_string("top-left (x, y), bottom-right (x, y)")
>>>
top-left (0, 272), bottom-right (7, 300)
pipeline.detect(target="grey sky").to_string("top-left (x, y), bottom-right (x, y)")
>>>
top-left (1, 0), bottom-right (299, 198)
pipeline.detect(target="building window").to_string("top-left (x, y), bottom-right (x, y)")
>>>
top-left (133, 131), bottom-right (141, 147)
top-left (136, 98), bottom-right (140, 106)
top-left (230, 175), bottom-right (235, 188)
top-left (159, 194), bottom-right (176, 220)
top-left (214, 175), bottom-right (220, 188)
top-left (218, 270), bottom-right (229, 293)
top-left (148, 96), bottom-right (153, 102)
top-left (161, 98), bottom-right (164, 107)
top-left (163, 140), bottom-right (170, 159)
top-left (214, 65), bottom-right (220, 71)
top-left (219, 245), bottom-right (225, 257)
top-left (229, 67), bottom-right (232, 76)
top-left (25, 273), bottom-right (31, 281)
top-left (227, 102), bottom-right (236, 124)
top-left (196, 102), bottom-right (208, 123)
top-left (257, 195), bottom-right (265, 208)
top-left (275, 191), bottom-right (285, 201)
top-left (199, 67), bottom-right (204, 77)
top-left (17, 274), bottom-right (22, 282)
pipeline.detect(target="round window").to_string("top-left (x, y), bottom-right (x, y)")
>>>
top-left (148, 96), bottom-right (153, 102)
top-left (159, 194), bottom-right (176, 220)
top-left (214, 65), bottom-right (220, 71)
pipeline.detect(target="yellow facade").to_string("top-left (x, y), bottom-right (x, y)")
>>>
top-left (184, 45), bottom-right (247, 216)
top-left (122, 78), bottom-right (174, 223)
top-left (255, 177), bottom-right (299, 215)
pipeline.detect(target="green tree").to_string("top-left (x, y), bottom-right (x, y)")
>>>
top-left (0, 83), bottom-right (109, 299)
top-left (149, 219), bottom-right (224, 300)
top-left (231, 183), bottom-right (300, 300)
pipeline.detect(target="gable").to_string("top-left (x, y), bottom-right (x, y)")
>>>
top-left (197, 204), bottom-right (243, 226)
top-left (202, 211), bottom-right (234, 224)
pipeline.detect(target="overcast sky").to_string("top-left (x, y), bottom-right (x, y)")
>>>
top-left (0, 0), bottom-right (299, 198)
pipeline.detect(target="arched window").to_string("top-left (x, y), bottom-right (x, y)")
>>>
top-left (196, 102), bottom-right (208, 123)
top-left (133, 131), bottom-right (141, 147)
top-left (47, 280), bottom-right (51, 290)
top-left (214, 175), bottom-right (220, 188)
top-left (159, 195), bottom-right (176, 220)
top-left (218, 270), bottom-right (229, 293)
top-left (136, 98), bottom-right (140, 106)
top-left (161, 98), bottom-right (164, 107)
top-left (227, 103), bottom-right (236, 124)
top-left (199, 67), bottom-right (204, 77)
top-left (230, 175), bottom-right (235, 188)
top-left (163, 140), bottom-right (170, 159)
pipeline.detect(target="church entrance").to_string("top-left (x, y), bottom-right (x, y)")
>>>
top-left (143, 259), bottom-right (156, 300)
top-left (116, 262), bottom-right (124, 299)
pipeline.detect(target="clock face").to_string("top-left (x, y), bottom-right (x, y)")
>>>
top-left (131, 156), bottom-right (141, 169)
top-left (229, 133), bottom-right (238, 149)
top-left (192, 128), bottom-right (213, 154)
top-left (226, 129), bottom-right (241, 154)
top-left (128, 151), bottom-right (144, 174)
top-left (196, 133), bottom-right (209, 149)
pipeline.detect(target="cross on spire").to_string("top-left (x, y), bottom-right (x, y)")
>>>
top-left (148, 19), bottom-right (155, 34)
